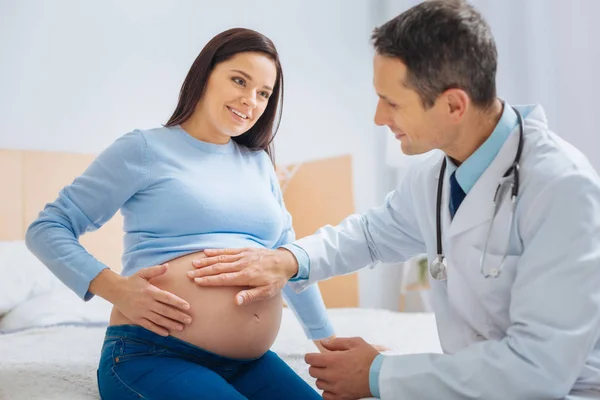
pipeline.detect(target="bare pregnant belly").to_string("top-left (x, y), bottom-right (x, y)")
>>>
top-left (109, 251), bottom-right (283, 359)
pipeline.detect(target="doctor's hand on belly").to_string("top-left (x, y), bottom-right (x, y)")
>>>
top-left (90, 263), bottom-right (193, 337)
top-left (187, 247), bottom-right (298, 305)
top-left (189, 248), bottom-right (391, 356)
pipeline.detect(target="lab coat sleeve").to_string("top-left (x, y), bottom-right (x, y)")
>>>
top-left (377, 172), bottom-right (600, 400)
top-left (288, 166), bottom-right (427, 291)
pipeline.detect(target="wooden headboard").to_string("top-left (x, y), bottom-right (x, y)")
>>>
top-left (0, 149), bottom-right (358, 308)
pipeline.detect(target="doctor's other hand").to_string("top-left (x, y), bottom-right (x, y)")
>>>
top-left (188, 247), bottom-right (298, 305)
top-left (315, 336), bottom-right (390, 354)
top-left (305, 336), bottom-right (380, 400)
top-left (94, 264), bottom-right (192, 337)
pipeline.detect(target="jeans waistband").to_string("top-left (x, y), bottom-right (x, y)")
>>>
top-left (105, 324), bottom-right (261, 364)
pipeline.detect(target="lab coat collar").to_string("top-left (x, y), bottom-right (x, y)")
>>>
top-left (443, 104), bottom-right (547, 238)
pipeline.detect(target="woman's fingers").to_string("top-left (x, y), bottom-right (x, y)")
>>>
top-left (145, 286), bottom-right (192, 326)
top-left (137, 263), bottom-right (169, 279)
top-left (373, 344), bottom-right (390, 352)
top-left (150, 285), bottom-right (191, 311)
top-left (148, 311), bottom-right (185, 333)
top-left (140, 317), bottom-right (169, 337)
top-left (150, 300), bottom-right (192, 326)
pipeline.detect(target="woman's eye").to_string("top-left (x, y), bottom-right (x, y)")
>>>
top-left (233, 77), bottom-right (245, 86)
top-left (259, 91), bottom-right (271, 99)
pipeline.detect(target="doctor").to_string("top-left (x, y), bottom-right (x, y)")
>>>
top-left (188, 1), bottom-right (600, 399)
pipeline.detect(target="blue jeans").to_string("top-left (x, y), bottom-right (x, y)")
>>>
top-left (97, 325), bottom-right (321, 400)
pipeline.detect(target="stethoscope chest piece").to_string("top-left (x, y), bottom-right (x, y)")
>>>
top-left (430, 255), bottom-right (448, 280)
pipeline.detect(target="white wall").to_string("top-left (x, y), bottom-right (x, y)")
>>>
top-left (5, 1), bottom-right (596, 311)
top-left (0, 0), bottom-right (384, 215)
top-left (380, 0), bottom-right (600, 172)
top-left (360, 0), bottom-right (600, 310)
top-left (1, 0), bottom-right (394, 308)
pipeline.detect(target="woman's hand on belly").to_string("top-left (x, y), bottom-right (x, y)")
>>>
top-left (110, 264), bottom-right (193, 336)
top-left (147, 251), bottom-right (286, 358)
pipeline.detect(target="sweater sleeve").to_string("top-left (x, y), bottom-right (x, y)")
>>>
top-left (268, 161), bottom-right (335, 340)
top-left (25, 131), bottom-right (150, 300)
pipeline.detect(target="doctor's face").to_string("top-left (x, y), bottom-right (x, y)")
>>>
top-left (373, 53), bottom-right (452, 155)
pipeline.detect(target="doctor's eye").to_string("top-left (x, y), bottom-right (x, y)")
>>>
top-left (232, 77), bottom-right (246, 86)
top-left (387, 100), bottom-right (398, 109)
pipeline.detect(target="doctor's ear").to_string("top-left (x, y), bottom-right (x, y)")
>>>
top-left (444, 89), bottom-right (469, 120)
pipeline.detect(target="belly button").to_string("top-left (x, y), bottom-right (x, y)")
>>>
top-left (254, 313), bottom-right (259, 320)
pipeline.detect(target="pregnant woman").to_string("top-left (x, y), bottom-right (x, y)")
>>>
top-left (26, 28), bottom-right (334, 399)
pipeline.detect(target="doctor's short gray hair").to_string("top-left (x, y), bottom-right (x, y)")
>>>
top-left (371, 0), bottom-right (497, 110)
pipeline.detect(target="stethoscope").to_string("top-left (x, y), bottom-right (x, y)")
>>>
top-left (430, 107), bottom-right (525, 281)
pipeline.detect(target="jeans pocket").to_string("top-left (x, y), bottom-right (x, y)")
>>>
top-left (114, 338), bottom-right (167, 363)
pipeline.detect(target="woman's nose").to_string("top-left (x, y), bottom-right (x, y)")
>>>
top-left (242, 91), bottom-right (258, 108)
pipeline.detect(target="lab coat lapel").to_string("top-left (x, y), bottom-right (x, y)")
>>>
top-left (446, 127), bottom-right (521, 239)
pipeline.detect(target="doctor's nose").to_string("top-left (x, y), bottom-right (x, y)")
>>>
top-left (374, 101), bottom-right (389, 127)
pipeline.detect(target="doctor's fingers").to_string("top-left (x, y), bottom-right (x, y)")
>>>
top-left (305, 352), bottom-right (337, 367)
top-left (320, 336), bottom-right (363, 351)
top-left (191, 254), bottom-right (244, 271)
top-left (309, 366), bottom-right (337, 381)
top-left (188, 260), bottom-right (245, 279)
top-left (236, 284), bottom-right (282, 305)
top-left (203, 248), bottom-right (245, 257)
top-left (315, 378), bottom-right (338, 393)
top-left (322, 391), bottom-right (351, 400)
top-left (193, 271), bottom-right (250, 287)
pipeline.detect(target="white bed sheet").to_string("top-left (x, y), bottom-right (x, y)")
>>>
top-left (0, 308), bottom-right (441, 400)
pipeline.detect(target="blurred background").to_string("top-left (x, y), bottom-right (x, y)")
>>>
top-left (1, 0), bottom-right (598, 312)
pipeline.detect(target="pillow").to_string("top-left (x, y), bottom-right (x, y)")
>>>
top-left (0, 286), bottom-right (112, 331)
top-left (0, 240), bottom-right (112, 331)
top-left (0, 241), bottom-right (63, 316)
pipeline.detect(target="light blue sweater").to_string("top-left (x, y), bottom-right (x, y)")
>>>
top-left (25, 125), bottom-right (334, 340)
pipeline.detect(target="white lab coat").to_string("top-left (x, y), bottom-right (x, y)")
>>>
top-left (290, 105), bottom-right (600, 400)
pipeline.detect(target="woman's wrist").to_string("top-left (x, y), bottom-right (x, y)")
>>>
top-left (88, 268), bottom-right (125, 304)
top-left (313, 335), bottom-right (336, 353)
